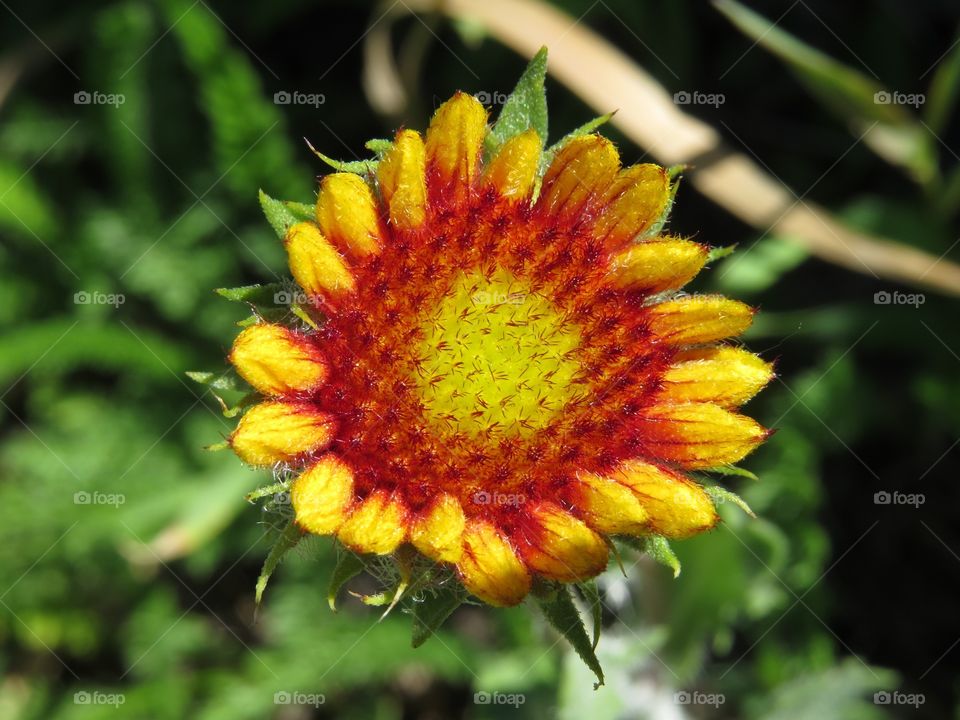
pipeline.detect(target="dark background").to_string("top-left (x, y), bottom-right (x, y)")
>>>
top-left (1, 0), bottom-right (958, 717)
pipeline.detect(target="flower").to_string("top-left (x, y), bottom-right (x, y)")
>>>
top-left (227, 79), bottom-right (772, 610)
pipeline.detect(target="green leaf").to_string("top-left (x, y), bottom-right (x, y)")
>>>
top-left (534, 582), bottom-right (604, 688)
top-left (704, 485), bottom-right (757, 518)
top-left (410, 588), bottom-right (464, 648)
top-left (924, 35), bottom-right (960, 135)
top-left (486, 46), bottom-right (549, 156)
top-left (255, 521), bottom-right (302, 606)
top-left (575, 580), bottom-right (603, 651)
top-left (714, 0), bottom-right (936, 185)
top-left (327, 548), bottom-right (367, 611)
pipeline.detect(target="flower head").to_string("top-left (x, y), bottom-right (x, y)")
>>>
top-left (223, 53), bottom-right (771, 619)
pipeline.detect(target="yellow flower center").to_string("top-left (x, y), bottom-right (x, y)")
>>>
top-left (414, 268), bottom-right (583, 438)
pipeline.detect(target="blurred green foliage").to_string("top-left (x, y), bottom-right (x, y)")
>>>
top-left (1, 1), bottom-right (959, 718)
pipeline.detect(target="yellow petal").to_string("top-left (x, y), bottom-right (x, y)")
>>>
top-left (482, 128), bottom-right (541, 201)
top-left (648, 295), bottom-right (754, 345)
top-left (377, 129), bottom-right (427, 230)
top-left (640, 402), bottom-right (768, 469)
top-left (613, 460), bottom-right (718, 538)
top-left (316, 173), bottom-right (382, 257)
top-left (337, 490), bottom-right (407, 555)
top-left (284, 222), bottom-right (355, 299)
top-left (659, 346), bottom-right (774, 406)
top-left (522, 503), bottom-right (609, 582)
top-left (458, 520), bottom-right (530, 606)
top-left (229, 323), bottom-right (328, 396)
top-left (410, 493), bottom-right (466, 563)
top-left (610, 237), bottom-right (708, 293)
top-left (540, 135), bottom-right (620, 219)
top-left (425, 91), bottom-right (487, 191)
top-left (291, 454), bottom-right (354, 535)
top-left (571, 471), bottom-right (650, 534)
top-left (593, 164), bottom-right (670, 251)
top-left (230, 401), bottom-right (336, 466)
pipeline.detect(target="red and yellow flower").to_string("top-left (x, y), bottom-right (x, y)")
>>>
top-left (227, 90), bottom-right (772, 607)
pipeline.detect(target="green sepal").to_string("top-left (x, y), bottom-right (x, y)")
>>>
top-left (702, 464), bottom-right (759, 481)
top-left (703, 485), bottom-right (757, 518)
top-left (540, 111), bottom-right (615, 172)
top-left (327, 547), bottom-right (367, 611)
top-left (575, 579), bottom-right (603, 651)
top-left (364, 138), bottom-right (393, 156)
top-left (185, 368), bottom-right (244, 392)
top-left (214, 282), bottom-right (284, 304)
top-left (259, 190), bottom-right (315, 239)
top-left (533, 580), bottom-right (605, 689)
top-left (255, 521), bottom-right (302, 606)
top-left (617, 535), bottom-right (682, 578)
top-left (707, 244), bottom-right (738, 263)
top-left (306, 139), bottom-right (377, 175)
top-left (410, 587), bottom-right (465, 648)
top-left (486, 46), bottom-right (549, 157)
top-left (245, 482), bottom-right (288, 503)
